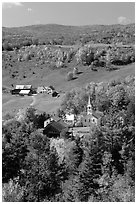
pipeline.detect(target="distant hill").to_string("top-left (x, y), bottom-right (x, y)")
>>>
top-left (2, 23), bottom-right (135, 47)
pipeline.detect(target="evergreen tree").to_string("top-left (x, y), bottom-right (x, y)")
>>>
top-left (20, 131), bottom-right (68, 202)
top-left (2, 131), bottom-right (28, 183)
top-left (62, 175), bottom-right (80, 202)
top-left (78, 132), bottom-right (103, 202)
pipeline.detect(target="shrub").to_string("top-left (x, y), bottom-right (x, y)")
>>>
top-left (56, 61), bottom-right (64, 68)
top-left (23, 53), bottom-right (31, 61)
top-left (2, 42), bottom-right (13, 51)
top-left (73, 67), bottom-right (78, 75)
top-left (67, 72), bottom-right (73, 81)
top-left (2, 179), bottom-right (24, 202)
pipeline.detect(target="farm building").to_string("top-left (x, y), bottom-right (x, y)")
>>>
top-left (15, 85), bottom-right (32, 90)
top-left (15, 85), bottom-right (25, 89)
top-left (68, 127), bottom-right (91, 138)
top-left (44, 115), bottom-right (66, 128)
top-left (19, 89), bottom-right (32, 96)
top-left (37, 86), bottom-right (47, 93)
top-left (23, 85), bottom-right (32, 89)
top-left (43, 120), bottom-right (68, 138)
top-left (37, 86), bottom-right (55, 94)
top-left (52, 91), bottom-right (59, 97)
top-left (11, 89), bottom-right (21, 95)
top-left (11, 84), bottom-right (33, 95)
top-left (65, 113), bottom-right (75, 126)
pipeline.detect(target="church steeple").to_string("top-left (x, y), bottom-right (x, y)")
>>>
top-left (87, 95), bottom-right (92, 115)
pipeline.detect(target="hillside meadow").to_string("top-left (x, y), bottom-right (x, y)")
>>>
top-left (2, 62), bottom-right (135, 118)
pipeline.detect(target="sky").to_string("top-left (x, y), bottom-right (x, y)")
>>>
top-left (2, 1), bottom-right (135, 27)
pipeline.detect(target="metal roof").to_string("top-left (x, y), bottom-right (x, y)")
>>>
top-left (15, 85), bottom-right (24, 89)
top-left (68, 127), bottom-right (90, 133)
top-left (23, 85), bottom-right (32, 89)
top-left (65, 114), bottom-right (75, 121)
top-left (19, 90), bottom-right (30, 94)
top-left (15, 85), bottom-right (32, 89)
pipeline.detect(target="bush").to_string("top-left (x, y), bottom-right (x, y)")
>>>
top-left (2, 42), bottom-right (13, 51)
top-left (56, 61), bottom-right (64, 68)
top-left (73, 67), bottom-right (78, 75)
top-left (23, 53), bottom-right (31, 61)
top-left (67, 72), bottom-right (73, 81)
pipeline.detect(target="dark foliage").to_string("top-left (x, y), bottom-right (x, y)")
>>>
top-left (2, 75), bottom-right (135, 202)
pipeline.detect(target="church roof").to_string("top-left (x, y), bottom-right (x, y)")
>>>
top-left (87, 95), bottom-right (91, 107)
top-left (92, 111), bottom-right (103, 119)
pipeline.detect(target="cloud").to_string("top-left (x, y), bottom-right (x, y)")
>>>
top-left (27, 8), bottom-right (32, 12)
top-left (2, 2), bottom-right (23, 9)
top-left (117, 16), bottom-right (130, 24)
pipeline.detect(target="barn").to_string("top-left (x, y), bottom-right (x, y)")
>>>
top-left (11, 89), bottom-right (21, 95)
top-left (19, 89), bottom-right (32, 96)
top-left (11, 85), bottom-right (33, 95)
top-left (43, 120), bottom-right (68, 138)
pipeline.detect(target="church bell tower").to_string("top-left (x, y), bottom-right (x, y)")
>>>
top-left (87, 95), bottom-right (92, 115)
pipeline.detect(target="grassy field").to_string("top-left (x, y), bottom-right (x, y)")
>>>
top-left (2, 94), bottom-right (33, 118)
top-left (2, 62), bottom-right (135, 118)
top-left (33, 93), bottom-right (65, 114)
top-left (31, 62), bottom-right (135, 92)
top-left (3, 59), bottom-right (134, 92)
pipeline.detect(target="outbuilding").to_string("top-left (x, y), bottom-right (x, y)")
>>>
top-left (43, 121), bottom-right (68, 138)
top-left (52, 91), bottom-right (59, 97)
top-left (65, 113), bottom-right (75, 125)
top-left (37, 86), bottom-right (46, 93)
top-left (19, 89), bottom-right (32, 96)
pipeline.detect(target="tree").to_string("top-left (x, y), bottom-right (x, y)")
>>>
top-left (2, 119), bottom-right (21, 143)
top-left (64, 139), bottom-right (83, 175)
top-left (78, 132), bottom-right (103, 202)
top-left (2, 131), bottom-right (28, 183)
top-left (2, 178), bottom-right (24, 202)
top-left (24, 107), bottom-right (37, 123)
top-left (62, 175), bottom-right (80, 202)
top-left (66, 72), bottom-right (73, 81)
top-left (23, 53), bottom-right (31, 61)
top-left (73, 67), bottom-right (78, 75)
top-left (2, 42), bottom-right (13, 51)
top-left (20, 131), bottom-right (68, 202)
top-left (34, 112), bottom-right (50, 129)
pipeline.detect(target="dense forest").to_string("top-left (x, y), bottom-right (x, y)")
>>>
top-left (2, 75), bottom-right (135, 201)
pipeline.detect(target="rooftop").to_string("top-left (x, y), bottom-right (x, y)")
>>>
top-left (44, 121), bottom-right (68, 133)
top-left (68, 126), bottom-right (90, 133)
